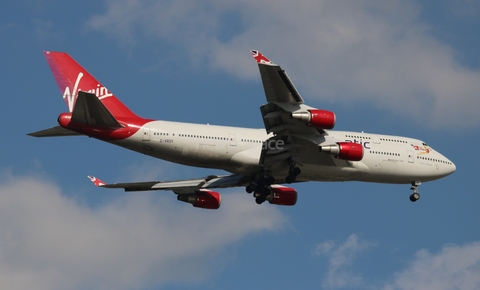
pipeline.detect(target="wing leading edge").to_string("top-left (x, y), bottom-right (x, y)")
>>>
top-left (251, 50), bottom-right (332, 173)
top-left (251, 50), bottom-right (304, 105)
top-left (88, 174), bottom-right (250, 194)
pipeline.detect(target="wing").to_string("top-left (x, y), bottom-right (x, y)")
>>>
top-left (251, 50), bottom-right (335, 171)
top-left (251, 50), bottom-right (304, 104)
top-left (87, 174), bottom-right (250, 194)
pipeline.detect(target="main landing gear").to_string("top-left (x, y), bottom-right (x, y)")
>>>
top-left (409, 181), bottom-right (421, 202)
top-left (246, 164), bottom-right (302, 205)
top-left (245, 174), bottom-right (275, 205)
top-left (285, 159), bottom-right (301, 184)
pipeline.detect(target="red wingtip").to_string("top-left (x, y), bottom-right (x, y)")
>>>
top-left (250, 50), bottom-right (273, 64)
top-left (88, 176), bottom-right (106, 187)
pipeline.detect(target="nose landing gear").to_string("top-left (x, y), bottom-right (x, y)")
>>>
top-left (409, 181), bottom-right (421, 202)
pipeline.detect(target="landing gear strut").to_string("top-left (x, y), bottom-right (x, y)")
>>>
top-left (409, 181), bottom-right (421, 202)
top-left (285, 159), bottom-right (301, 184)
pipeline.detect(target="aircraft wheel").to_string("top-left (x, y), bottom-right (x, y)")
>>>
top-left (292, 167), bottom-right (301, 176)
top-left (246, 184), bottom-right (256, 193)
top-left (285, 175), bottom-right (296, 184)
top-left (409, 193), bottom-right (420, 202)
top-left (255, 196), bottom-right (266, 204)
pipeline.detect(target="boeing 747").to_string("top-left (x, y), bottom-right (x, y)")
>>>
top-left (29, 50), bottom-right (456, 209)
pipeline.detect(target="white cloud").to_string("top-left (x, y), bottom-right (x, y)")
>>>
top-left (314, 234), bottom-right (376, 289)
top-left (384, 241), bottom-right (480, 290)
top-left (314, 235), bottom-right (480, 290)
top-left (86, 0), bottom-right (480, 128)
top-left (0, 174), bottom-right (285, 290)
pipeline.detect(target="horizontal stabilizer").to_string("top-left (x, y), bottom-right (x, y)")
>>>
top-left (72, 91), bottom-right (123, 128)
top-left (27, 126), bottom-right (81, 137)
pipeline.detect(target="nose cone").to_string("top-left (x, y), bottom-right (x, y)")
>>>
top-left (449, 161), bottom-right (457, 175)
top-left (439, 158), bottom-right (456, 178)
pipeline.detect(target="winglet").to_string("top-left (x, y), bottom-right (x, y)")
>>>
top-left (250, 50), bottom-right (274, 65)
top-left (88, 176), bottom-right (106, 187)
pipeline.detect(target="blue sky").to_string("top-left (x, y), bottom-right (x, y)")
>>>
top-left (1, 0), bottom-right (480, 289)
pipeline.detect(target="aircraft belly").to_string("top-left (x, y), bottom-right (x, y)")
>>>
top-left (228, 146), bottom-right (263, 175)
top-left (291, 161), bottom-right (369, 182)
top-left (356, 157), bottom-right (443, 184)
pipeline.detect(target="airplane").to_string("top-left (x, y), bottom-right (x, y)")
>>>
top-left (28, 50), bottom-right (456, 209)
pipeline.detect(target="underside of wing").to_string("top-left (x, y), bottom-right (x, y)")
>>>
top-left (87, 174), bottom-right (250, 210)
top-left (88, 174), bottom-right (250, 194)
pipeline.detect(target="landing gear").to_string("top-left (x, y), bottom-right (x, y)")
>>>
top-left (255, 196), bottom-right (266, 204)
top-left (409, 192), bottom-right (420, 202)
top-left (246, 172), bottom-right (275, 205)
top-left (253, 186), bottom-right (271, 204)
top-left (285, 167), bottom-right (301, 183)
top-left (245, 184), bottom-right (256, 194)
top-left (285, 159), bottom-right (301, 184)
top-left (246, 175), bottom-right (275, 193)
top-left (409, 181), bottom-right (421, 202)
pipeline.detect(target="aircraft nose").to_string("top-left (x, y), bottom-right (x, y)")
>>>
top-left (433, 151), bottom-right (456, 178)
top-left (450, 161), bottom-right (457, 174)
top-left (441, 158), bottom-right (456, 177)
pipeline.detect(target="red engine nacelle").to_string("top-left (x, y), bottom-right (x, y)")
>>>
top-left (266, 186), bottom-right (298, 206)
top-left (291, 109), bottom-right (336, 130)
top-left (177, 190), bottom-right (221, 209)
top-left (320, 142), bottom-right (364, 161)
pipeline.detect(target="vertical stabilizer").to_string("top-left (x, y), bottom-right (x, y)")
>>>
top-left (44, 51), bottom-right (139, 119)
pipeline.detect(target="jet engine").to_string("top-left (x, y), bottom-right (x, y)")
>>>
top-left (177, 190), bottom-right (221, 209)
top-left (320, 142), bottom-right (364, 161)
top-left (291, 109), bottom-right (336, 130)
top-left (266, 186), bottom-right (298, 206)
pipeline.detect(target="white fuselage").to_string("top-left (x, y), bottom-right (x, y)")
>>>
top-left (111, 120), bottom-right (456, 185)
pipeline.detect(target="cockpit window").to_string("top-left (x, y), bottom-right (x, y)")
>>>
top-left (422, 142), bottom-right (428, 146)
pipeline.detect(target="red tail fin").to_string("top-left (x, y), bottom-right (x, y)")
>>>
top-left (44, 51), bottom-right (139, 119)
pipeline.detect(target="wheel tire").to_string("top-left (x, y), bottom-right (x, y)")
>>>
top-left (409, 193), bottom-right (420, 202)
top-left (285, 175), bottom-right (295, 184)
top-left (255, 196), bottom-right (266, 204)
top-left (292, 167), bottom-right (301, 176)
top-left (245, 184), bottom-right (255, 193)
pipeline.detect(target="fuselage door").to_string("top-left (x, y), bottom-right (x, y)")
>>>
top-left (142, 127), bottom-right (150, 141)
top-left (229, 133), bottom-right (236, 146)
top-left (407, 150), bottom-right (414, 163)
top-left (372, 135), bottom-right (380, 144)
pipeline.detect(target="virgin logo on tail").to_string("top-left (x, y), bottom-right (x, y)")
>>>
top-left (63, 72), bottom-right (113, 112)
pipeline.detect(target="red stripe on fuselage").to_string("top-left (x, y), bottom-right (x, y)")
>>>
top-left (58, 113), bottom-right (152, 140)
